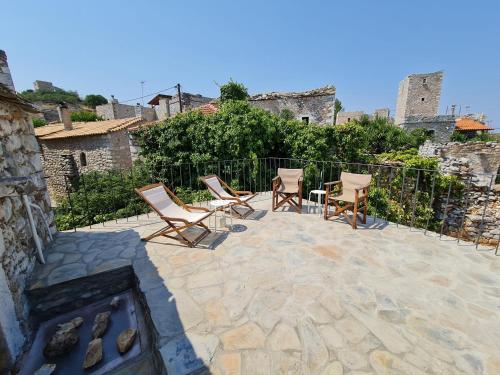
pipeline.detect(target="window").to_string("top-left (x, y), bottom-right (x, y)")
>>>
top-left (80, 152), bottom-right (87, 167)
top-left (422, 78), bottom-right (427, 84)
top-left (347, 117), bottom-right (351, 122)
top-left (421, 97), bottom-right (425, 102)
top-left (302, 116), bottom-right (309, 124)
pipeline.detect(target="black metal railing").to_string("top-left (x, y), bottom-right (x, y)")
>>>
top-left (46, 157), bottom-right (499, 253)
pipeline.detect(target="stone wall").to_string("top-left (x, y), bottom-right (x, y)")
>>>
top-left (395, 71), bottom-right (443, 125)
top-left (96, 102), bottom-right (154, 121)
top-left (419, 141), bottom-right (500, 246)
top-left (250, 86), bottom-right (336, 125)
top-left (39, 130), bottom-right (133, 200)
top-left (0, 98), bottom-right (55, 370)
top-left (336, 111), bottom-right (365, 125)
top-left (401, 115), bottom-right (455, 143)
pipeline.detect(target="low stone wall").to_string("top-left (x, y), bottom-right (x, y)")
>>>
top-left (419, 141), bottom-right (500, 246)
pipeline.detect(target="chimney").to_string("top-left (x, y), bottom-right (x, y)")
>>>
top-left (58, 103), bottom-right (73, 130)
top-left (135, 103), bottom-right (143, 119)
top-left (450, 104), bottom-right (456, 117)
top-left (159, 97), bottom-right (170, 119)
top-left (0, 50), bottom-right (15, 92)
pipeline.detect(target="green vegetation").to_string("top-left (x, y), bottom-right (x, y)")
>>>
top-left (83, 94), bottom-right (108, 108)
top-left (333, 99), bottom-right (343, 124)
top-left (32, 118), bottom-right (47, 127)
top-left (70, 111), bottom-right (103, 122)
top-left (20, 88), bottom-right (81, 104)
top-left (219, 79), bottom-right (249, 102)
top-left (450, 130), bottom-right (496, 143)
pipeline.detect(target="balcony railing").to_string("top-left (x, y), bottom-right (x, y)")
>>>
top-left (46, 157), bottom-right (499, 253)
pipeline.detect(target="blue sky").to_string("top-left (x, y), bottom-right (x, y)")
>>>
top-left (2, 0), bottom-right (499, 130)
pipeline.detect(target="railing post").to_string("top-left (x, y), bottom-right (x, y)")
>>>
top-left (63, 175), bottom-right (77, 232)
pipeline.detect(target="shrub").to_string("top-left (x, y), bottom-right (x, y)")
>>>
top-left (70, 111), bottom-right (103, 122)
top-left (32, 118), bottom-right (47, 127)
top-left (83, 94), bottom-right (108, 108)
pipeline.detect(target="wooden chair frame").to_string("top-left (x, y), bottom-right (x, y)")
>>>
top-left (272, 174), bottom-right (304, 214)
top-left (200, 175), bottom-right (256, 219)
top-left (135, 183), bottom-right (213, 247)
top-left (323, 180), bottom-right (370, 229)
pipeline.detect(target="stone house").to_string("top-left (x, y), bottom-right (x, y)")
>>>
top-left (0, 50), bottom-right (55, 372)
top-left (96, 95), bottom-right (156, 122)
top-left (335, 108), bottom-right (391, 125)
top-left (400, 115), bottom-right (456, 143)
top-left (35, 110), bottom-right (143, 200)
top-left (454, 117), bottom-right (494, 138)
top-left (147, 92), bottom-right (214, 120)
top-left (250, 86), bottom-right (336, 125)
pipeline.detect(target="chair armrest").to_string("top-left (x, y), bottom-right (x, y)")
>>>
top-left (354, 184), bottom-right (370, 192)
top-left (298, 176), bottom-right (304, 182)
top-left (272, 176), bottom-right (281, 182)
top-left (185, 205), bottom-right (210, 212)
top-left (235, 190), bottom-right (252, 196)
top-left (324, 180), bottom-right (341, 186)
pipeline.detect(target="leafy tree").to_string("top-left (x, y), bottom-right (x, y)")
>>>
top-left (333, 98), bottom-right (343, 124)
top-left (219, 79), bottom-right (249, 102)
top-left (70, 111), bottom-right (103, 122)
top-left (83, 94), bottom-right (108, 108)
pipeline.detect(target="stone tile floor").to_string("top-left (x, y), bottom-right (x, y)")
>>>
top-left (29, 194), bottom-right (500, 374)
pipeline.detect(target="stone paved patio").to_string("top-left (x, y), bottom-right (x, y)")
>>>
top-left (29, 194), bottom-right (500, 374)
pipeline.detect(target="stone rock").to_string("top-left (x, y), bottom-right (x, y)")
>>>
top-left (110, 296), bottom-right (120, 309)
top-left (298, 319), bottom-right (329, 371)
top-left (92, 311), bottom-right (111, 339)
top-left (43, 325), bottom-right (79, 358)
top-left (370, 350), bottom-right (426, 375)
top-left (33, 363), bottom-right (56, 375)
top-left (57, 316), bottom-right (83, 331)
top-left (322, 361), bottom-right (343, 375)
top-left (220, 322), bottom-right (265, 350)
top-left (267, 322), bottom-right (301, 351)
top-left (83, 338), bottom-right (103, 369)
top-left (117, 328), bottom-right (137, 354)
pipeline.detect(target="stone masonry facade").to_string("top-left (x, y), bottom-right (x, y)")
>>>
top-left (96, 101), bottom-right (156, 122)
top-left (39, 130), bottom-right (133, 200)
top-left (401, 115), bottom-right (456, 143)
top-left (419, 141), bottom-right (500, 246)
top-left (250, 86), bottom-right (336, 125)
top-left (0, 61), bottom-right (55, 370)
top-left (395, 71), bottom-right (443, 125)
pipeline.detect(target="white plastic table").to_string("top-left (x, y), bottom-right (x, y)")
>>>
top-left (308, 189), bottom-right (326, 216)
top-left (209, 199), bottom-right (233, 231)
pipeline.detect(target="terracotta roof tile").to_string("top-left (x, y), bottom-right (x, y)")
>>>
top-left (196, 103), bottom-right (219, 115)
top-left (455, 118), bottom-right (493, 132)
top-left (35, 117), bottom-right (143, 140)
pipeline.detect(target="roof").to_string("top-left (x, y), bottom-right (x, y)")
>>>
top-left (147, 94), bottom-right (172, 106)
top-left (35, 117), bottom-right (143, 140)
top-left (0, 83), bottom-right (38, 113)
top-left (403, 115), bottom-right (456, 124)
top-left (250, 85), bottom-right (336, 101)
top-left (195, 102), bottom-right (219, 115)
top-left (455, 118), bottom-right (493, 132)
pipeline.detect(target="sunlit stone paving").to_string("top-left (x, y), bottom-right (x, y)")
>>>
top-left (30, 194), bottom-right (500, 374)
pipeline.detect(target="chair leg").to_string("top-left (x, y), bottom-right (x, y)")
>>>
top-left (352, 203), bottom-right (358, 229)
top-left (363, 196), bottom-right (368, 224)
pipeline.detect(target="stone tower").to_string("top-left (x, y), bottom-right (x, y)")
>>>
top-left (395, 71), bottom-right (443, 125)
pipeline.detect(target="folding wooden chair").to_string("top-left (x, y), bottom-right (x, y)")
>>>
top-left (200, 175), bottom-right (256, 219)
top-left (135, 183), bottom-right (214, 247)
top-left (272, 168), bottom-right (303, 213)
top-left (324, 172), bottom-right (372, 229)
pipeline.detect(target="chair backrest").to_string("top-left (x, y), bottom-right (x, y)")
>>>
top-left (340, 172), bottom-right (372, 192)
top-left (278, 168), bottom-right (303, 192)
top-left (203, 176), bottom-right (233, 199)
top-left (139, 184), bottom-right (190, 219)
